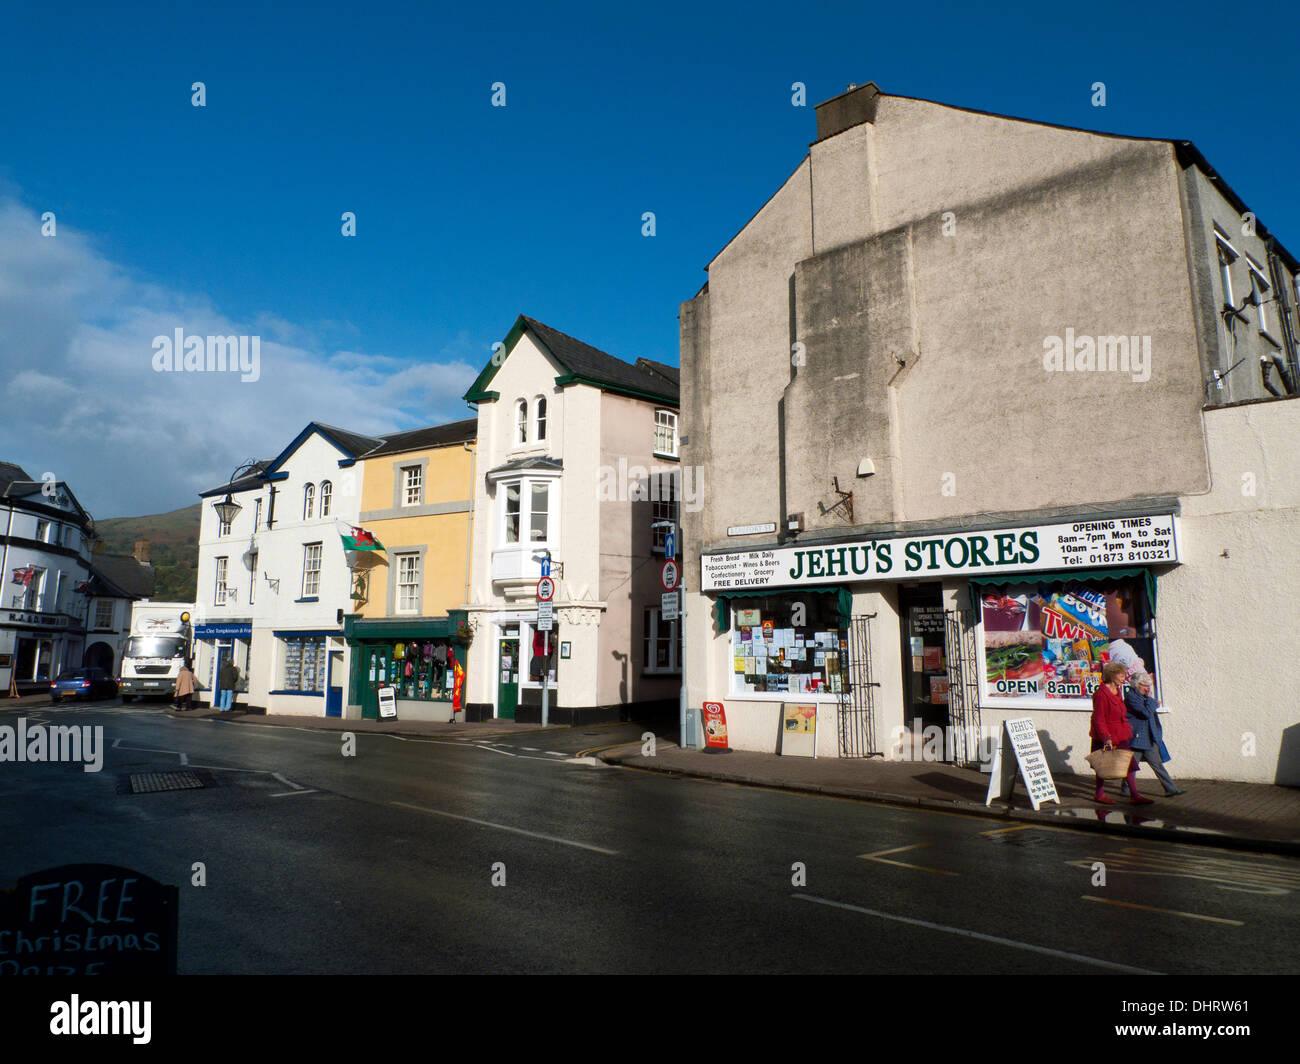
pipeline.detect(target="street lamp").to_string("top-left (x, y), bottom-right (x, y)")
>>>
top-left (213, 459), bottom-right (263, 528)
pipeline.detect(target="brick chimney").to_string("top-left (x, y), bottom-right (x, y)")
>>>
top-left (133, 537), bottom-right (151, 565)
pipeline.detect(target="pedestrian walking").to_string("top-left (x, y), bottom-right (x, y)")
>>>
top-left (174, 661), bottom-right (197, 711)
top-left (1120, 671), bottom-right (1184, 797)
top-left (218, 660), bottom-right (240, 712)
top-left (1089, 661), bottom-right (1152, 805)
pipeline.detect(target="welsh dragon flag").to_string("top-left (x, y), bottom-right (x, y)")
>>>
top-left (341, 525), bottom-right (385, 551)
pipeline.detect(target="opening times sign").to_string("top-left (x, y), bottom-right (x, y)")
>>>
top-left (701, 515), bottom-right (1178, 591)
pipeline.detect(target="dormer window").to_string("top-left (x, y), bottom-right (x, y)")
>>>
top-left (535, 397), bottom-right (547, 442)
top-left (303, 483), bottom-right (315, 521)
top-left (515, 399), bottom-right (528, 446)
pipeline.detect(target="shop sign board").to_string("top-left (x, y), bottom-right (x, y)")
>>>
top-left (661, 591), bottom-right (679, 621)
top-left (536, 601), bottom-right (553, 632)
top-left (701, 701), bottom-right (729, 752)
top-left (780, 703), bottom-right (817, 758)
top-left (985, 717), bottom-right (1059, 810)
top-left (701, 514), bottom-right (1178, 591)
top-left (378, 685), bottom-right (397, 719)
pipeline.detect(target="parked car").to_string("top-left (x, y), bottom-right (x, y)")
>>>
top-left (49, 667), bottom-right (119, 702)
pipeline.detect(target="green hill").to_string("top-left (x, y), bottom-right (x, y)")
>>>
top-left (94, 503), bottom-right (202, 601)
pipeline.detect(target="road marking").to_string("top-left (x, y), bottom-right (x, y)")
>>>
top-left (1080, 895), bottom-right (1244, 926)
top-left (859, 843), bottom-right (959, 877)
top-left (792, 894), bottom-right (1161, 974)
top-left (980, 825), bottom-right (1036, 837)
top-left (269, 789), bottom-right (319, 798)
top-left (1066, 848), bottom-right (1300, 896)
top-left (112, 738), bottom-right (189, 765)
top-left (391, 801), bottom-right (618, 854)
top-left (576, 740), bottom-right (643, 757)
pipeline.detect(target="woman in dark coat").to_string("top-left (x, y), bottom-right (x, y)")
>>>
top-left (1121, 672), bottom-right (1183, 797)
top-left (1090, 661), bottom-right (1151, 805)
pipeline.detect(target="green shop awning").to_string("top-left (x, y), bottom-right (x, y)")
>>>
top-left (713, 587), bottom-right (853, 633)
top-left (967, 568), bottom-right (1158, 613)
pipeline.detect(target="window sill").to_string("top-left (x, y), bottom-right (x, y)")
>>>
top-left (652, 451), bottom-right (680, 462)
top-left (268, 689), bottom-right (325, 696)
top-left (295, 596), bottom-right (320, 603)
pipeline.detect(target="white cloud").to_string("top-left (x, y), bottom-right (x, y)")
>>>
top-left (0, 197), bottom-right (482, 519)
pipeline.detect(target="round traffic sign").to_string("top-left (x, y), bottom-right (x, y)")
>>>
top-left (661, 559), bottom-right (680, 591)
top-left (536, 576), bottom-right (556, 601)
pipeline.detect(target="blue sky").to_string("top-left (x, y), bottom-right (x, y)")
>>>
top-left (1, 0), bottom-right (1297, 517)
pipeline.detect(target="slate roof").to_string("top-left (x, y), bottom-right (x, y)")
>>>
top-left (0, 462), bottom-right (35, 496)
top-left (635, 358), bottom-right (680, 388)
top-left (90, 553), bottom-right (157, 599)
top-left (315, 424), bottom-right (387, 459)
top-left (198, 460), bottom-right (273, 498)
top-left (520, 317), bottom-right (680, 403)
top-left (484, 456), bottom-right (564, 480)
top-left (362, 418), bottom-right (478, 458)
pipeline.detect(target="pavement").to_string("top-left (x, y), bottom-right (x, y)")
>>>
top-left (595, 741), bottom-right (1300, 856)
top-left (5, 690), bottom-right (1298, 855)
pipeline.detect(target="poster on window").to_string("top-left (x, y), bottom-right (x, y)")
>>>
top-left (981, 579), bottom-right (1156, 701)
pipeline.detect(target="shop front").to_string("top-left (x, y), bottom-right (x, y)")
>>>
top-left (0, 610), bottom-right (80, 694)
top-left (193, 621), bottom-right (253, 708)
top-left (344, 612), bottom-right (469, 721)
top-left (698, 513), bottom-right (1180, 766)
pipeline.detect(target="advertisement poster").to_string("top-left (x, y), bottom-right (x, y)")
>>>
top-left (702, 701), bottom-right (729, 751)
top-left (780, 703), bottom-right (817, 758)
top-left (981, 579), bottom-right (1156, 702)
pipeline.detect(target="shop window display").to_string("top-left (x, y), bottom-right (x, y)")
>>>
top-left (980, 576), bottom-right (1156, 702)
top-left (367, 640), bottom-right (457, 700)
top-left (730, 594), bottom-right (847, 696)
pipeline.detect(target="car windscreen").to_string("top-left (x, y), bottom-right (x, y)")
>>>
top-left (56, 670), bottom-right (88, 681)
top-left (124, 636), bottom-right (186, 659)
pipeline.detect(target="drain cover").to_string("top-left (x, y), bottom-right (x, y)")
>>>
top-left (127, 771), bottom-right (207, 794)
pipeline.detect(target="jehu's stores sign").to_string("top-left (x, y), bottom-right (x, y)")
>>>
top-left (701, 515), bottom-right (1178, 591)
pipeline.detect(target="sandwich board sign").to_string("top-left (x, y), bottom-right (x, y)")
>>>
top-left (378, 685), bottom-right (397, 720)
top-left (985, 717), bottom-right (1059, 810)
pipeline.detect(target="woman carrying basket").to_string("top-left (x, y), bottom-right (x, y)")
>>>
top-left (1089, 661), bottom-right (1153, 806)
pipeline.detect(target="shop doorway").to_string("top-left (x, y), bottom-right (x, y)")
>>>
top-left (361, 646), bottom-right (393, 720)
top-left (497, 633), bottom-right (519, 720)
top-left (326, 651), bottom-right (344, 717)
top-left (899, 586), bottom-right (950, 733)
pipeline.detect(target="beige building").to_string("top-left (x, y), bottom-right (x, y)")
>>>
top-left (461, 315), bottom-right (682, 724)
top-left (679, 84), bottom-right (1300, 784)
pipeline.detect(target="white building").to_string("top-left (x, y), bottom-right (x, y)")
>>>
top-left (194, 424), bottom-right (379, 715)
top-left (0, 464), bottom-right (94, 693)
top-left (83, 543), bottom-right (158, 677)
top-left (461, 315), bottom-right (682, 724)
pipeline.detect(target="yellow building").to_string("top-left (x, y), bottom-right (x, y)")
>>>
top-left (343, 419), bottom-right (477, 720)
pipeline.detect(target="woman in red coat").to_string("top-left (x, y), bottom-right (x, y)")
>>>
top-left (1090, 661), bottom-right (1152, 805)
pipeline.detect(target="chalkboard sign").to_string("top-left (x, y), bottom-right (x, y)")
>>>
top-left (0, 863), bottom-right (178, 975)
